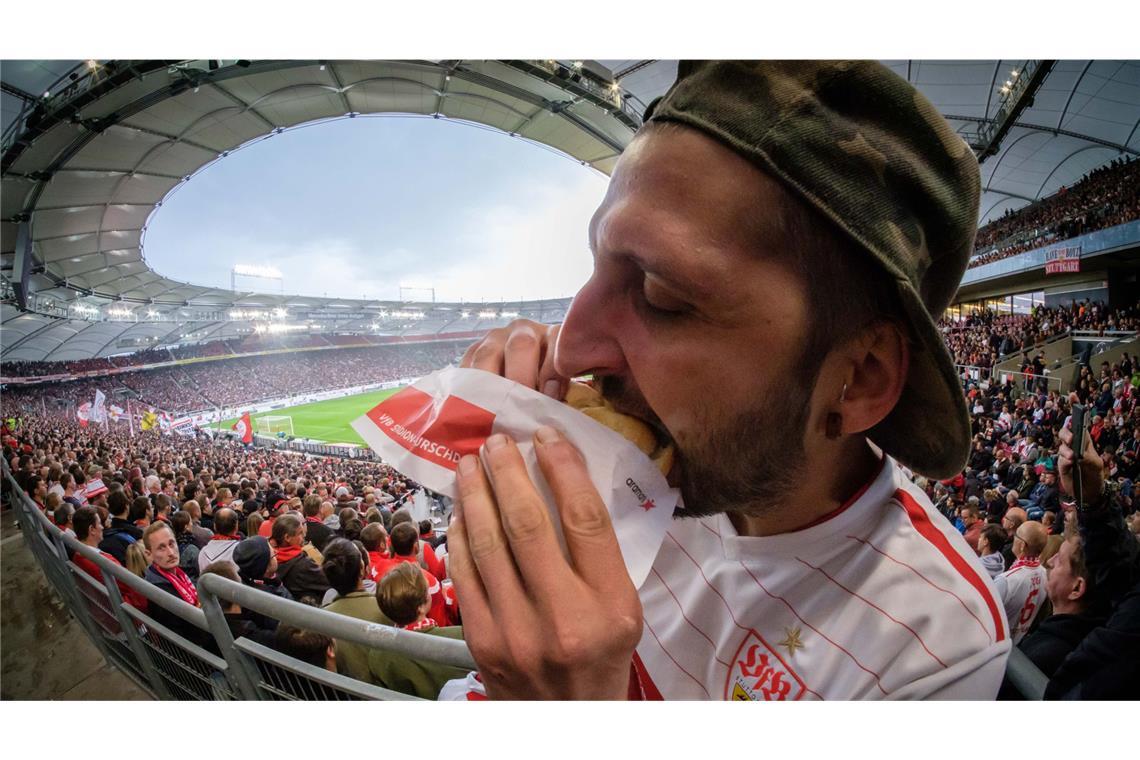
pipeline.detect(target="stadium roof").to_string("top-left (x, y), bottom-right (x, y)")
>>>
top-left (3, 59), bottom-right (1138, 362)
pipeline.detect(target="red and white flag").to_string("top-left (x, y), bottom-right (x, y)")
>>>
top-left (233, 412), bottom-right (253, 444)
top-left (76, 402), bottom-right (92, 428)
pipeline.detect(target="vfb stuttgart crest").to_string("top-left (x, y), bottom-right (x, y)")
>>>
top-left (725, 630), bottom-right (805, 701)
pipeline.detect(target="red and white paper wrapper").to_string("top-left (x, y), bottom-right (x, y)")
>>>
top-left (351, 367), bottom-right (677, 588)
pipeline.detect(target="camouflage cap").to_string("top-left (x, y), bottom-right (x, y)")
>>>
top-left (643, 61), bottom-right (978, 479)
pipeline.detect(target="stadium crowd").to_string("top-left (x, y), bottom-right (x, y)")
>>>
top-left (969, 156), bottom-right (1140, 269)
top-left (941, 302), bottom-right (1140, 375)
top-left (2, 341), bottom-right (467, 415)
top-left (2, 417), bottom-right (465, 698)
top-left (3, 297), bottom-right (1138, 699)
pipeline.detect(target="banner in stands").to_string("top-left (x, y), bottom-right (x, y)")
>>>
top-left (1044, 245), bottom-right (1082, 274)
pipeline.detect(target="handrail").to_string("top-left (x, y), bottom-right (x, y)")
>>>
top-left (198, 574), bottom-right (477, 671)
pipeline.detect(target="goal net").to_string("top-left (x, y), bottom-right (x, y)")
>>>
top-left (256, 415), bottom-right (294, 437)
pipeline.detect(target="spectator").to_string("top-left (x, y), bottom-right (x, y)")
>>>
top-left (275, 623), bottom-right (336, 673)
top-left (302, 494), bottom-right (334, 552)
top-left (199, 561), bottom-right (279, 650)
top-left (994, 520), bottom-right (1049, 643)
top-left (1023, 467), bottom-right (1061, 521)
top-left (391, 508), bottom-right (446, 581)
top-left (360, 523), bottom-right (390, 584)
top-left (388, 522), bottom-right (451, 627)
top-left (180, 499), bottom-right (212, 548)
top-left (368, 562), bottom-right (466, 699)
top-left (54, 502), bottom-right (75, 537)
top-left (99, 489), bottom-right (142, 566)
top-left (70, 506), bottom-right (147, 610)
top-left (1045, 426), bottom-right (1140, 698)
top-left (271, 513), bottom-right (330, 601)
top-left (320, 538), bottom-right (390, 681)
top-left (1015, 530), bottom-right (1105, 681)
top-left (978, 524), bottom-right (1007, 579)
top-left (1000, 506), bottom-right (1029, 570)
top-left (171, 512), bottom-right (200, 580)
top-left (141, 521), bottom-right (210, 647)
top-left (960, 502), bottom-right (984, 553)
top-left (198, 507), bottom-right (242, 574)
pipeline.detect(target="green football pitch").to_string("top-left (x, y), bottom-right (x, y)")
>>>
top-left (216, 387), bottom-right (404, 445)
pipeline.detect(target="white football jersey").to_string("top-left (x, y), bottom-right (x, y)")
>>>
top-left (631, 455), bottom-right (1011, 700)
top-left (993, 559), bottom-right (1048, 644)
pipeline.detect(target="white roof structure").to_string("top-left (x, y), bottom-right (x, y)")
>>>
top-left (3, 59), bottom-right (1138, 362)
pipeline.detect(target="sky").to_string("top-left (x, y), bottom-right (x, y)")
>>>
top-left (142, 116), bottom-right (610, 303)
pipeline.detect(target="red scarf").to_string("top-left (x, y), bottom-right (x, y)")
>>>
top-left (305, 516), bottom-right (323, 525)
top-left (275, 544), bottom-right (304, 564)
top-left (153, 565), bottom-right (199, 606)
top-left (211, 533), bottom-right (240, 541)
top-left (1010, 556), bottom-right (1041, 571)
top-left (403, 617), bottom-right (438, 632)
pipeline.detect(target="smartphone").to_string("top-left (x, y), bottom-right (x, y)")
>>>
top-left (1070, 404), bottom-right (1087, 507)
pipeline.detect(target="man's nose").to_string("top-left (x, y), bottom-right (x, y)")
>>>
top-left (553, 277), bottom-right (627, 380)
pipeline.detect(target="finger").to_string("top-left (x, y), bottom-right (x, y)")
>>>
top-left (537, 324), bottom-right (568, 400)
top-left (465, 334), bottom-right (506, 376)
top-left (445, 499), bottom-right (498, 644)
top-left (460, 340), bottom-right (482, 369)
top-left (454, 453), bottom-right (528, 615)
top-left (533, 425), bottom-right (632, 596)
top-left (479, 433), bottom-right (570, 595)
top-left (502, 324), bottom-right (543, 390)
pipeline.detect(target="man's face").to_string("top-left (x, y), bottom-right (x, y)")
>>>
top-left (1045, 537), bottom-right (1079, 606)
top-left (88, 518), bottom-right (104, 545)
top-left (147, 526), bottom-right (180, 571)
top-left (554, 126), bottom-right (818, 518)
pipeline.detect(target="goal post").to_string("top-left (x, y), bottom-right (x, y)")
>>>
top-left (256, 415), bottom-right (294, 437)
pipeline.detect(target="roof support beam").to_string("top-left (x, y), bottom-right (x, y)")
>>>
top-left (6, 317), bottom-right (75, 355)
top-left (323, 61), bottom-right (353, 115)
top-left (41, 321), bottom-right (102, 361)
top-left (92, 321), bottom-right (142, 357)
top-left (1035, 144), bottom-right (1117, 198)
top-left (969, 60), bottom-right (1056, 161)
top-left (1057, 60), bottom-right (1095, 130)
top-left (946, 114), bottom-right (1140, 157)
top-left (614, 60), bottom-right (656, 80)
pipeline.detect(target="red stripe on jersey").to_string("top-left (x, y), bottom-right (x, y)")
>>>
top-left (847, 534), bottom-right (993, 644)
top-left (736, 560), bottom-right (889, 696)
top-left (650, 568), bottom-right (732, 667)
top-left (643, 617), bottom-right (711, 698)
top-left (894, 489), bottom-right (1006, 642)
top-left (664, 532), bottom-right (827, 698)
top-left (795, 557), bottom-right (948, 668)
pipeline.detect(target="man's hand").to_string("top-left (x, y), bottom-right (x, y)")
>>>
top-left (461, 320), bottom-right (566, 398)
top-left (447, 425), bottom-right (642, 699)
top-left (1057, 422), bottom-right (1105, 504)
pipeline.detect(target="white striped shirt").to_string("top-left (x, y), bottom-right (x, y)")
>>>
top-left (631, 455), bottom-right (1011, 700)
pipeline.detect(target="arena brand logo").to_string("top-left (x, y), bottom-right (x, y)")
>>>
top-left (625, 477), bottom-right (656, 512)
top-left (725, 630), bottom-right (805, 701)
top-left (366, 387), bottom-right (495, 471)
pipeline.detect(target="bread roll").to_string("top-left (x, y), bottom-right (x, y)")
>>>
top-left (564, 381), bottom-right (675, 476)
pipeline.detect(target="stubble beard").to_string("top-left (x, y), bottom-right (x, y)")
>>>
top-left (599, 369), bottom-right (816, 520)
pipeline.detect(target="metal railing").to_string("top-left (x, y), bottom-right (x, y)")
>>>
top-left (3, 460), bottom-right (475, 701)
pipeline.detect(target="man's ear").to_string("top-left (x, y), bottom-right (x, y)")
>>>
top-left (1070, 576), bottom-right (1087, 602)
top-left (829, 320), bottom-right (910, 436)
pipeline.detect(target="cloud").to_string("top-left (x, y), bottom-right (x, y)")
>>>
top-left (419, 171), bottom-right (607, 302)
